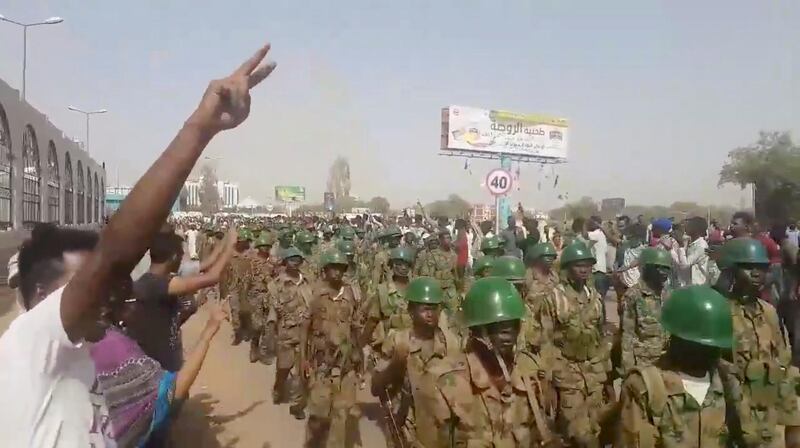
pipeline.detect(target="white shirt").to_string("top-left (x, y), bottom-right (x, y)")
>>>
top-left (684, 238), bottom-right (711, 286)
top-left (0, 286), bottom-right (108, 447)
top-left (621, 244), bottom-right (644, 288)
top-left (679, 371), bottom-right (711, 406)
top-left (587, 229), bottom-right (608, 273)
top-left (186, 229), bottom-right (198, 259)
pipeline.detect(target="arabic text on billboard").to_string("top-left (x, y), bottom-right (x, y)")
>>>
top-left (441, 106), bottom-right (568, 160)
top-left (275, 186), bottom-right (306, 202)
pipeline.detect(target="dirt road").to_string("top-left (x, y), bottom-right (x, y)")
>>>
top-left (170, 305), bottom-right (387, 448)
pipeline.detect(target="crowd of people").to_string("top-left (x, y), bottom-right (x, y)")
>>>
top-left (1, 41), bottom-right (800, 448)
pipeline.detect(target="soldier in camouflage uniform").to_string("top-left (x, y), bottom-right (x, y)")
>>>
top-left (415, 229), bottom-right (459, 320)
top-left (480, 234), bottom-right (504, 258)
top-left (267, 246), bottom-right (313, 419)
top-left (538, 241), bottom-right (613, 447)
top-left (301, 250), bottom-right (364, 447)
top-left (221, 227), bottom-right (256, 345)
top-left (715, 238), bottom-right (800, 446)
top-left (296, 230), bottom-right (320, 282)
top-left (525, 242), bottom-right (559, 299)
top-left (372, 226), bottom-right (403, 287)
top-left (363, 247), bottom-right (416, 352)
top-left (371, 277), bottom-right (460, 447)
top-left (428, 277), bottom-right (558, 447)
top-left (251, 232), bottom-right (279, 364)
top-left (616, 285), bottom-right (744, 447)
top-left (615, 248), bottom-right (671, 377)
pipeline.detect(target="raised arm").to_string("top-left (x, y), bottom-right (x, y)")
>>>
top-left (199, 233), bottom-right (230, 272)
top-left (168, 230), bottom-right (236, 296)
top-left (61, 45), bottom-right (276, 342)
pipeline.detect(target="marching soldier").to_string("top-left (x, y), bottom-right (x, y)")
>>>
top-left (296, 230), bottom-right (319, 281)
top-left (301, 250), bottom-right (364, 447)
top-left (267, 246), bottom-right (313, 419)
top-left (538, 241), bottom-right (613, 447)
top-left (415, 229), bottom-right (459, 319)
top-left (363, 247), bottom-right (416, 351)
top-left (251, 232), bottom-right (279, 364)
top-left (429, 277), bottom-right (558, 446)
top-left (716, 238), bottom-right (800, 446)
top-left (616, 285), bottom-right (743, 447)
top-left (480, 234), bottom-right (505, 258)
top-left (615, 248), bottom-right (671, 375)
top-left (525, 242), bottom-right (559, 299)
top-left (370, 276), bottom-right (460, 447)
top-left (373, 226), bottom-right (404, 287)
top-left (222, 227), bottom-right (256, 345)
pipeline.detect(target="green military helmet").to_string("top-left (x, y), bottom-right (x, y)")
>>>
top-left (381, 225), bottom-right (403, 239)
top-left (525, 242), bottom-right (557, 264)
top-left (717, 238), bottom-right (769, 269)
top-left (481, 235), bottom-right (501, 251)
top-left (406, 276), bottom-right (444, 304)
top-left (463, 277), bottom-right (526, 328)
top-left (319, 249), bottom-right (349, 268)
top-left (295, 230), bottom-right (317, 245)
top-left (489, 255), bottom-right (526, 282)
top-left (639, 247), bottom-right (672, 268)
top-left (254, 232), bottom-right (275, 248)
top-left (473, 256), bottom-right (496, 276)
top-left (337, 239), bottom-right (355, 256)
top-left (559, 241), bottom-right (596, 266)
top-left (281, 246), bottom-right (305, 261)
top-left (660, 285), bottom-right (733, 349)
top-left (339, 226), bottom-right (356, 241)
top-left (237, 227), bottom-right (254, 241)
top-left (389, 246), bottom-right (415, 264)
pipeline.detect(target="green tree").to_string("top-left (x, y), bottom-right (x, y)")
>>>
top-left (367, 196), bottom-right (390, 214)
top-left (199, 164), bottom-right (221, 214)
top-left (719, 131), bottom-right (800, 224)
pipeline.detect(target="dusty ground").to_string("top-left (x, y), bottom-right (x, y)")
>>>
top-left (0, 287), bottom-right (620, 448)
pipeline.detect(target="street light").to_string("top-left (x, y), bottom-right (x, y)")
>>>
top-left (67, 106), bottom-right (107, 154)
top-left (0, 14), bottom-right (64, 100)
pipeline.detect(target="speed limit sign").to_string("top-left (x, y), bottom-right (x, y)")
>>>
top-left (486, 169), bottom-right (513, 196)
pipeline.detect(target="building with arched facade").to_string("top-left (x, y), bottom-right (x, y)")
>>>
top-left (0, 79), bottom-right (105, 230)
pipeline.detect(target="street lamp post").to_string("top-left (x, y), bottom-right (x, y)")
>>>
top-left (0, 14), bottom-right (64, 100)
top-left (67, 106), bottom-right (107, 154)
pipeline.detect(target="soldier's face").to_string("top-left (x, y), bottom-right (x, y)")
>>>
top-left (285, 256), bottom-right (303, 271)
top-left (324, 264), bottom-right (346, 283)
top-left (440, 235), bottom-right (452, 249)
top-left (568, 260), bottom-right (593, 282)
top-left (409, 303), bottom-right (440, 330)
top-left (643, 265), bottom-right (670, 286)
top-left (392, 260), bottom-right (411, 277)
top-left (735, 263), bottom-right (767, 292)
top-left (258, 246), bottom-right (272, 258)
top-left (536, 255), bottom-right (556, 270)
top-left (486, 320), bottom-right (520, 358)
top-left (388, 236), bottom-right (401, 249)
top-left (235, 240), bottom-right (250, 252)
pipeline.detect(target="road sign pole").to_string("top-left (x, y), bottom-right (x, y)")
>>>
top-left (498, 155), bottom-right (512, 231)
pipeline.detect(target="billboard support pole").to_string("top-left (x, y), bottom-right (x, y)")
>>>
top-left (498, 155), bottom-right (512, 233)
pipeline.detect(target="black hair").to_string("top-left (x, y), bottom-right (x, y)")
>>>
top-left (18, 223), bottom-right (99, 309)
top-left (571, 217), bottom-right (585, 233)
top-left (149, 232), bottom-right (184, 264)
top-left (686, 216), bottom-right (707, 234)
top-left (732, 211), bottom-right (754, 226)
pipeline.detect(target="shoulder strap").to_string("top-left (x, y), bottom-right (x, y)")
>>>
top-left (440, 326), bottom-right (460, 359)
top-left (517, 353), bottom-right (554, 445)
top-left (629, 365), bottom-right (668, 422)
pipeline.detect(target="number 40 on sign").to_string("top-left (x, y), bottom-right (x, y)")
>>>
top-left (486, 169), bottom-right (513, 196)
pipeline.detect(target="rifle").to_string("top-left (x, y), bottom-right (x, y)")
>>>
top-left (380, 391), bottom-right (407, 448)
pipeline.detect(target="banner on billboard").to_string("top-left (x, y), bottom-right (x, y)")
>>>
top-left (601, 198), bottom-right (626, 215)
top-left (275, 186), bottom-right (306, 202)
top-left (441, 105), bottom-right (568, 160)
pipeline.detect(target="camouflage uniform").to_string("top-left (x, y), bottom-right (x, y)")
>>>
top-left (429, 350), bottom-right (556, 446)
top-left (415, 248), bottom-right (459, 315)
top-left (727, 297), bottom-right (800, 446)
top-left (267, 272), bottom-right (313, 409)
top-left (372, 247), bottom-right (391, 287)
top-left (539, 282), bottom-right (610, 447)
top-left (366, 280), bottom-right (413, 347)
top-left (617, 359), bottom-right (742, 447)
top-left (304, 282), bottom-right (363, 448)
top-left (617, 281), bottom-right (668, 374)
top-left (250, 256), bottom-right (278, 360)
top-left (222, 251), bottom-right (256, 340)
top-left (522, 270), bottom-right (559, 352)
top-left (375, 325), bottom-right (460, 446)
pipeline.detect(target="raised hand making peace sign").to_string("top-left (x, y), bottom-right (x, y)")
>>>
top-left (190, 44), bottom-right (277, 133)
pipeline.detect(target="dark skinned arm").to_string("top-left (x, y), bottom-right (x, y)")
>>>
top-left (168, 232), bottom-right (235, 296)
top-left (60, 45), bottom-right (276, 342)
top-left (199, 231), bottom-right (231, 272)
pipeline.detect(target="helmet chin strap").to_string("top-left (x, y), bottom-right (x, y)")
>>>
top-left (474, 327), bottom-right (514, 383)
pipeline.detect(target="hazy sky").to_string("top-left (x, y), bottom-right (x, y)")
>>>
top-left (0, 1), bottom-right (797, 210)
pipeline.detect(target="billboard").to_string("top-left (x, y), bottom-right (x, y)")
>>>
top-left (601, 198), bottom-right (626, 215)
top-left (275, 186), bottom-right (306, 202)
top-left (441, 105), bottom-right (568, 160)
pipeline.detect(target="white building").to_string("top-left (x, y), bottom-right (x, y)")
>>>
top-left (184, 177), bottom-right (239, 209)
